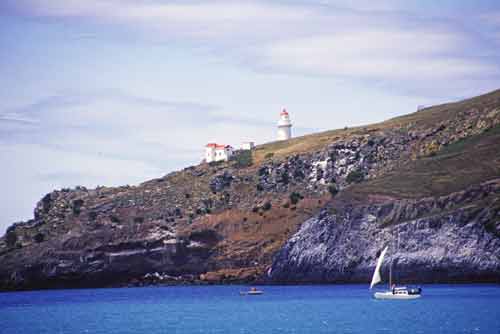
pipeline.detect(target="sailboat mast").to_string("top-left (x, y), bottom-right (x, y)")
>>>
top-left (396, 226), bottom-right (400, 285)
top-left (389, 259), bottom-right (392, 290)
top-left (389, 226), bottom-right (398, 290)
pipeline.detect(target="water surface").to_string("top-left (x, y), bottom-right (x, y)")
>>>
top-left (1, 284), bottom-right (499, 333)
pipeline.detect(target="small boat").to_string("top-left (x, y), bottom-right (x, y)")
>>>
top-left (370, 230), bottom-right (422, 300)
top-left (240, 287), bottom-right (264, 296)
top-left (374, 286), bottom-right (422, 300)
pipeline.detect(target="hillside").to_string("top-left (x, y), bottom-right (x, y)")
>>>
top-left (1, 89), bottom-right (499, 290)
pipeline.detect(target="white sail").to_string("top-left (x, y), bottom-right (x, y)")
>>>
top-left (370, 246), bottom-right (388, 289)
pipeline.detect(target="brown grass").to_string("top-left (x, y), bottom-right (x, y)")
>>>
top-left (179, 194), bottom-right (331, 274)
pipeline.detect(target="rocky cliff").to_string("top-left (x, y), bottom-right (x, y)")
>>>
top-left (1, 89), bottom-right (499, 290)
top-left (269, 179), bottom-right (500, 283)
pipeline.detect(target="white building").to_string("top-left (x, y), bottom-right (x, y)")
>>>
top-left (277, 108), bottom-right (292, 140)
top-left (205, 143), bottom-right (234, 163)
top-left (240, 141), bottom-right (255, 150)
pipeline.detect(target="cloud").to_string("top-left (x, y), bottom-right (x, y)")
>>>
top-left (5, 0), bottom-right (499, 89)
top-left (6, 0), bottom-right (315, 41)
top-left (0, 115), bottom-right (38, 124)
top-left (260, 30), bottom-right (498, 80)
top-left (0, 90), bottom-right (277, 168)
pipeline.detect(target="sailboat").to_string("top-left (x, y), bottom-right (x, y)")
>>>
top-left (369, 245), bottom-right (422, 300)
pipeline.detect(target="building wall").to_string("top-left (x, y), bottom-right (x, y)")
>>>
top-left (277, 126), bottom-right (291, 140)
top-left (277, 113), bottom-right (292, 141)
top-left (205, 147), bottom-right (216, 162)
top-left (241, 142), bottom-right (255, 150)
top-left (206, 146), bottom-right (233, 162)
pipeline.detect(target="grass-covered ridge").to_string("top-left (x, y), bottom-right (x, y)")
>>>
top-left (347, 124), bottom-right (500, 199)
top-left (253, 88), bottom-right (500, 164)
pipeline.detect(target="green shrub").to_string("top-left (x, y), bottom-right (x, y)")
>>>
top-left (281, 171), bottom-right (289, 185)
top-left (346, 169), bottom-right (364, 183)
top-left (110, 215), bottom-right (121, 223)
top-left (328, 183), bottom-right (338, 197)
top-left (264, 152), bottom-right (274, 159)
top-left (289, 192), bottom-right (303, 205)
top-left (233, 150), bottom-right (253, 168)
top-left (33, 233), bottom-right (45, 243)
top-left (5, 230), bottom-right (17, 248)
top-left (41, 193), bottom-right (53, 213)
top-left (293, 169), bottom-right (305, 179)
top-left (262, 201), bottom-right (272, 211)
top-left (72, 199), bottom-right (84, 216)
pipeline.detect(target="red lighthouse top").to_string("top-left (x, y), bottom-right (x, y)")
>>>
top-left (280, 108), bottom-right (289, 116)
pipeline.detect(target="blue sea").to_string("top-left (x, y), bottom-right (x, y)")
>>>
top-left (1, 285), bottom-right (500, 334)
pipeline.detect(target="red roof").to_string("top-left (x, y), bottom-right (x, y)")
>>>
top-left (206, 143), bottom-right (233, 149)
top-left (280, 108), bottom-right (289, 116)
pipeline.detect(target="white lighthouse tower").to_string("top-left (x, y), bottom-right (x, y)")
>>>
top-left (277, 108), bottom-right (292, 141)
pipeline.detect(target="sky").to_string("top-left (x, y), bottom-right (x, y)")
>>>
top-left (1, 0), bottom-right (500, 234)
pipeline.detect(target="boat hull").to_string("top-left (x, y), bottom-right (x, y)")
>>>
top-left (240, 291), bottom-right (263, 296)
top-left (374, 291), bottom-right (421, 300)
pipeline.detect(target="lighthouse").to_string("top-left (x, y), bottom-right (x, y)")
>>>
top-left (277, 108), bottom-right (292, 140)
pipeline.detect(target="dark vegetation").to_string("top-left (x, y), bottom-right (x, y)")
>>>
top-left (264, 152), bottom-right (274, 159)
top-left (328, 183), bottom-right (338, 197)
top-left (262, 201), bottom-right (272, 211)
top-left (5, 231), bottom-right (17, 248)
top-left (233, 150), bottom-right (253, 168)
top-left (33, 233), bottom-right (44, 243)
top-left (72, 199), bottom-right (84, 216)
top-left (289, 192), bottom-right (303, 205)
top-left (346, 169), bottom-right (364, 183)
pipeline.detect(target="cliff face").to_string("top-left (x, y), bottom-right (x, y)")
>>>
top-left (269, 180), bottom-right (500, 283)
top-left (1, 89), bottom-right (500, 290)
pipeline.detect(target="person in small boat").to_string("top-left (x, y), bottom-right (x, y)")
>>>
top-left (251, 287), bottom-right (257, 292)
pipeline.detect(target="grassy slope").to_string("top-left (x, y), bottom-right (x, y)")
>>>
top-left (347, 125), bottom-right (500, 199)
top-left (253, 88), bottom-right (500, 163)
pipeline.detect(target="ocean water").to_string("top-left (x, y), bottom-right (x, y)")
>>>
top-left (1, 284), bottom-right (500, 334)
